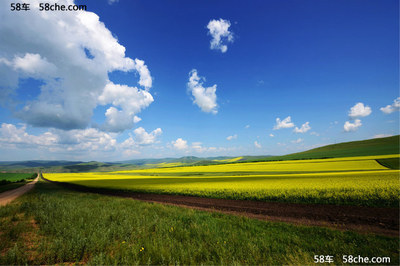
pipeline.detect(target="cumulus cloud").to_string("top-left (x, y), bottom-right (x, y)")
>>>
top-left (245, 125), bottom-right (250, 129)
top-left (0, 123), bottom-right (166, 159)
top-left (172, 138), bottom-right (188, 150)
top-left (187, 69), bottom-right (218, 114)
top-left (226, 134), bottom-right (237, 141)
top-left (269, 133), bottom-right (274, 137)
top-left (380, 97), bottom-right (400, 114)
top-left (344, 119), bottom-right (362, 132)
top-left (294, 122), bottom-right (311, 133)
top-left (98, 82), bottom-right (154, 132)
top-left (0, 123), bottom-right (117, 152)
top-left (348, 102), bottom-right (372, 119)
top-left (254, 141), bottom-right (261, 148)
top-left (0, 0), bottom-right (153, 131)
top-left (133, 127), bottom-right (162, 145)
top-left (207, 18), bottom-right (234, 53)
top-left (273, 116), bottom-right (295, 130)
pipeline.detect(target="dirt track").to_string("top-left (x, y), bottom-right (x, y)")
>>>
top-left (0, 177), bottom-right (39, 206)
top-left (41, 177), bottom-right (399, 237)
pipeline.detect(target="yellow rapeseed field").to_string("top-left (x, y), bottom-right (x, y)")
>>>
top-left (44, 154), bottom-right (400, 206)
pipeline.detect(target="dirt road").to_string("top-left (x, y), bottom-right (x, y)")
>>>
top-left (41, 176), bottom-right (399, 237)
top-left (0, 177), bottom-right (39, 206)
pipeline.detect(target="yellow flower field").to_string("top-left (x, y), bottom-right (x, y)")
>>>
top-left (44, 154), bottom-right (400, 206)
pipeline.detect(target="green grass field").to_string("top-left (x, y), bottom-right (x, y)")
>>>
top-left (252, 135), bottom-right (400, 162)
top-left (0, 173), bottom-right (37, 193)
top-left (0, 173), bottom-right (37, 182)
top-left (45, 155), bottom-right (400, 207)
top-left (0, 180), bottom-right (398, 265)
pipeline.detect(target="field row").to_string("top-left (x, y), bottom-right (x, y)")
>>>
top-left (44, 155), bottom-right (400, 207)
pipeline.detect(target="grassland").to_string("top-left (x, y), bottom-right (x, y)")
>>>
top-left (45, 155), bottom-right (400, 207)
top-left (0, 180), bottom-right (398, 265)
top-left (0, 173), bottom-right (37, 193)
top-left (255, 135), bottom-right (399, 162)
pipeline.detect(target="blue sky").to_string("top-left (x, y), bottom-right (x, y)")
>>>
top-left (0, 0), bottom-right (398, 161)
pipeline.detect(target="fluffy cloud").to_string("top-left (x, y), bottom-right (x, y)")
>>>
top-left (0, 123), bottom-right (117, 152)
top-left (348, 102), bottom-right (372, 119)
top-left (207, 19), bottom-right (234, 53)
top-left (269, 133), bottom-right (274, 137)
top-left (98, 82), bottom-right (154, 132)
top-left (0, 0), bottom-right (152, 131)
top-left (380, 97), bottom-right (400, 114)
top-left (133, 127), bottom-right (162, 145)
top-left (172, 138), bottom-right (188, 150)
top-left (344, 119), bottom-right (362, 132)
top-left (254, 141), bottom-right (261, 148)
top-left (0, 123), bottom-right (164, 159)
top-left (187, 69), bottom-right (218, 114)
top-left (294, 122), bottom-right (311, 133)
top-left (273, 116), bottom-right (294, 130)
top-left (245, 125), bottom-right (250, 129)
top-left (226, 134), bottom-right (237, 141)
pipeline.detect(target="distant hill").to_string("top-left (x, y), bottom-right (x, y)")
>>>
top-left (247, 135), bottom-right (399, 162)
top-left (1, 135), bottom-right (398, 172)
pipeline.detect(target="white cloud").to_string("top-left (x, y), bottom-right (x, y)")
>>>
top-left (291, 138), bottom-right (303, 144)
top-left (245, 125), bottom-right (250, 129)
top-left (133, 127), bottom-right (162, 145)
top-left (207, 18), bottom-right (234, 53)
top-left (310, 132), bottom-right (320, 136)
top-left (380, 97), bottom-right (400, 114)
top-left (133, 59), bottom-right (152, 89)
top-left (344, 119), bottom-right (362, 132)
top-left (254, 141), bottom-right (261, 148)
top-left (294, 122), bottom-right (311, 133)
top-left (98, 82), bottom-right (154, 132)
top-left (191, 142), bottom-right (207, 153)
top-left (108, 0), bottom-right (119, 5)
top-left (226, 134), bottom-right (237, 141)
top-left (187, 69), bottom-right (218, 114)
top-left (348, 102), bottom-right (372, 119)
top-left (0, 0), bottom-right (152, 131)
top-left (0, 123), bottom-right (117, 152)
top-left (0, 53), bottom-right (58, 79)
top-left (273, 116), bottom-right (295, 130)
top-left (373, 134), bottom-right (393, 139)
top-left (269, 133), bottom-right (274, 137)
top-left (0, 123), bottom-right (168, 159)
top-left (133, 116), bottom-right (142, 124)
top-left (172, 138), bottom-right (188, 150)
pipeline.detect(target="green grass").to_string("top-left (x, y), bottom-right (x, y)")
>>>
top-left (254, 135), bottom-right (400, 162)
top-left (0, 173), bottom-right (37, 193)
top-left (0, 180), bottom-right (398, 265)
top-left (377, 158), bottom-right (400, 170)
top-left (0, 173), bottom-right (37, 182)
top-left (0, 181), bottom-right (30, 193)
